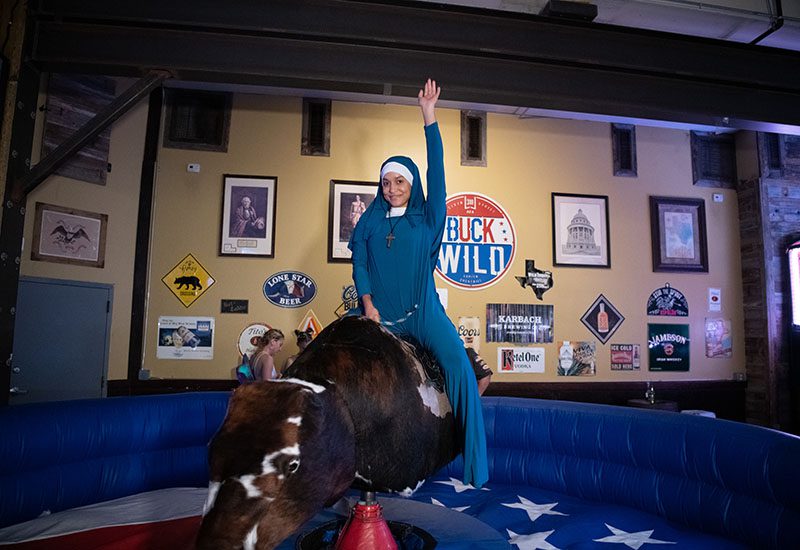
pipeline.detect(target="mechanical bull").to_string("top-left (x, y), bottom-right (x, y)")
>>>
top-left (197, 315), bottom-right (478, 550)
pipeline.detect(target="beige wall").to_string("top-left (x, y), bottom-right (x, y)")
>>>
top-left (21, 91), bottom-right (745, 383)
top-left (146, 93), bottom-right (745, 381)
top-left (20, 92), bottom-right (148, 381)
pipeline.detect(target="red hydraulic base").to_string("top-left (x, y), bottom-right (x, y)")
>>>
top-left (335, 493), bottom-right (397, 550)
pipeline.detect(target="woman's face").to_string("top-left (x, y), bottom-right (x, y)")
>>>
top-left (267, 338), bottom-right (284, 355)
top-left (381, 172), bottom-right (411, 208)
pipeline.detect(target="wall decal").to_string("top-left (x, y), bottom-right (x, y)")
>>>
top-left (515, 259), bottom-right (553, 300)
top-left (580, 294), bottom-right (624, 344)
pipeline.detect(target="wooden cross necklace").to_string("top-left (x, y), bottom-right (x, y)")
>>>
top-left (386, 214), bottom-right (405, 248)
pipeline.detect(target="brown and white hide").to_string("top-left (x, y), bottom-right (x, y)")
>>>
top-left (197, 316), bottom-right (457, 550)
top-left (196, 379), bottom-right (356, 549)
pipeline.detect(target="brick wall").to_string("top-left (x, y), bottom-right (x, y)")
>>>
top-left (738, 135), bottom-right (800, 431)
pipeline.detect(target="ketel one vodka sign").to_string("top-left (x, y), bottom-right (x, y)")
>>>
top-left (435, 193), bottom-right (516, 290)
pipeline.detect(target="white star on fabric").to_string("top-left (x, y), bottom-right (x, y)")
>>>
top-left (507, 528), bottom-right (560, 550)
top-left (593, 524), bottom-right (676, 549)
top-left (502, 496), bottom-right (567, 522)
top-left (430, 497), bottom-right (469, 512)
top-left (433, 477), bottom-right (490, 493)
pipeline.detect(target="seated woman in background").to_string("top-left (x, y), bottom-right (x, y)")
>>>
top-left (251, 329), bottom-right (285, 381)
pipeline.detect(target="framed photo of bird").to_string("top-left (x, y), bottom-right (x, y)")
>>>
top-left (31, 202), bottom-right (108, 268)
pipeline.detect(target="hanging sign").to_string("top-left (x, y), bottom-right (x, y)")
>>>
top-left (610, 344), bottom-right (641, 371)
top-left (263, 271), bottom-right (317, 308)
top-left (648, 323), bottom-right (690, 371)
top-left (498, 347), bottom-right (545, 373)
top-left (457, 316), bottom-right (481, 352)
top-left (335, 284), bottom-right (359, 318)
top-left (514, 259), bottom-right (553, 300)
top-left (708, 288), bottom-right (721, 312)
top-left (580, 294), bottom-right (624, 345)
top-left (647, 283), bottom-right (688, 316)
top-left (435, 192), bottom-right (516, 290)
top-left (557, 340), bottom-right (596, 376)
top-left (705, 318), bottom-right (732, 358)
top-left (486, 303), bottom-right (553, 344)
top-left (297, 309), bottom-right (323, 338)
top-left (238, 322), bottom-right (271, 357)
top-left (221, 299), bottom-right (248, 314)
top-left (157, 316), bottom-right (214, 360)
top-left (161, 253), bottom-right (215, 308)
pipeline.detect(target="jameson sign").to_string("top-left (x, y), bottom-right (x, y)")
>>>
top-left (648, 323), bottom-right (690, 371)
top-left (486, 303), bottom-right (553, 343)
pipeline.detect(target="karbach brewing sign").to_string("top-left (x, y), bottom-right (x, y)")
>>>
top-left (435, 193), bottom-right (516, 290)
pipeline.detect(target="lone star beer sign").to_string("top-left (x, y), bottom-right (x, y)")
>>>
top-left (435, 192), bottom-right (516, 290)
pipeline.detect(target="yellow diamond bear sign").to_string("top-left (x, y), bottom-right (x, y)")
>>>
top-left (162, 253), bottom-right (216, 308)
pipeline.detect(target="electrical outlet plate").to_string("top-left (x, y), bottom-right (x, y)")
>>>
top-left (712, 193), bottom-right (723, 202)
top-left (187, 163), bottom-right (201, 173)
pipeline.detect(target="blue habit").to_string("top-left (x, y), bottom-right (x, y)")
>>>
top-left (349, 122), bottom-right (489, 488)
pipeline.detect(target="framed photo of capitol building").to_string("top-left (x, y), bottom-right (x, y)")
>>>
top-left (551, 193), bottom-right (610, 268)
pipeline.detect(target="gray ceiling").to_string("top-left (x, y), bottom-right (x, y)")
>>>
top-left (424, 0), bottom-right (800, 52)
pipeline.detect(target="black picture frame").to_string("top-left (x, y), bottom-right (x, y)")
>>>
top-left (219, 174), bottom-right (277, 257)
top-left (649, 196), bottom-right (708, 273)
top-left (328, 179), bottom-right (377, 263)
top-left (551, 192), bottom-right (611, 268)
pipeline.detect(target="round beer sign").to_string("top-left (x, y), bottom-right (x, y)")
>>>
top-left (435, 193), bottom-right (516, 290)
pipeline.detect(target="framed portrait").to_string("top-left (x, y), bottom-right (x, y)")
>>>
top-left (649, 196), bottom-right (708, 272)
top-left (220, 174), bottom-right (277, 257)
top-left (31, 202), bottom-right (107, 268)
top-left (328, 180), bottom-right (377, 262)
top-left (551, 193), bottom-right (610, 268)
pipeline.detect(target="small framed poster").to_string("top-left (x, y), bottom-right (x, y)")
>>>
top-left (649, 196), bottom-right (708, 273)
top-left (328, 180), bottom-right (376, 262)
top-left (31, 202), bottom-right (107, 268)
top-left (552, 193), bottom-right (610, 268)
top-left (220, 174), bottom-right (277, 257)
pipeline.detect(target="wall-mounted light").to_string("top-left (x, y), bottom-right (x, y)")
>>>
top-left (788, 240), bottom-right (800, 328)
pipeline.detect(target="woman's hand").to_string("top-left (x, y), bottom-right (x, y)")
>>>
top-left (418, 78), bottom-right (440, 126)
top-left (362, 295), bottom-right (381, 324)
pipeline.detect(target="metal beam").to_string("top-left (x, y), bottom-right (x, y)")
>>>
top-left (127, 87), bottom-right (162, 387)
top-left (31, 0), bottom-right (800, 91)
top-left (0, 22), bottom-right (40, 406)
top-left (26, 0), bottom-right (800, 133)
top-left (20, 71), bottom-right (168, 195)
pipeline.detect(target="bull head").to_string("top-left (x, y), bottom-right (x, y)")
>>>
top-left (197, 380), bottom-right (356, 549)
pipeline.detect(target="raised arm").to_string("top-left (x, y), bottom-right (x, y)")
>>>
top-left (420, 79), bottom-right (446, 241)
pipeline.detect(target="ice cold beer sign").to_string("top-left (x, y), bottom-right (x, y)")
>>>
top-left (436, 193), bottom-right (516, 290)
